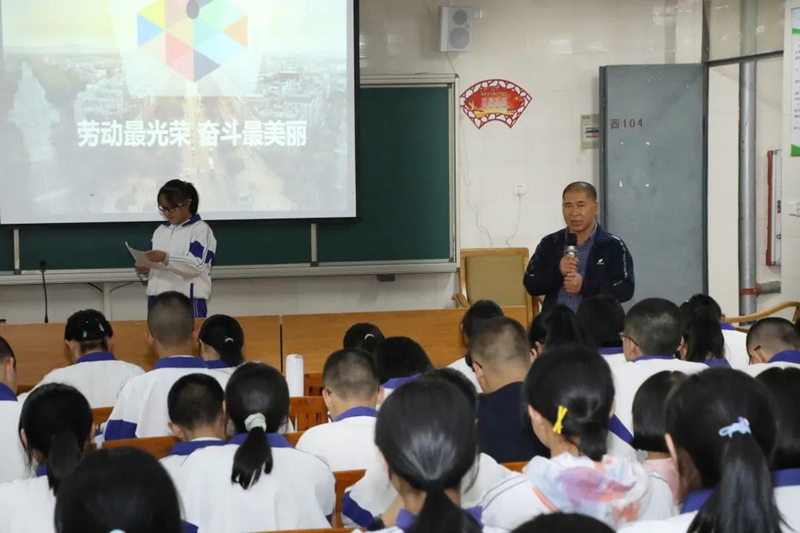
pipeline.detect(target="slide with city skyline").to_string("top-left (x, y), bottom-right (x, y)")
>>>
top-left (0, 0), bottom-right (357, 224)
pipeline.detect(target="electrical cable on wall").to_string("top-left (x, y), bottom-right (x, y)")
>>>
top-left (505, 195), bottom-right (523, 247)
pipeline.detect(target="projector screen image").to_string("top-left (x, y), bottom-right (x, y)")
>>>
top-left (0, 0), bottom-right (357, 224)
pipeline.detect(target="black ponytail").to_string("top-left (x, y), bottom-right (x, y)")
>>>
top-left (376, 380), bottom-right (480, 533)
top-left (225, 362), bottom-right (289, 490)
top-left (158, 179), bottom-right (199, 214)
top-left (524, 345), bottom-right (614, 462)
top-left (682, 306), bottom-right (725, 363)
top-left (19, 384), bottom-right (92, 494)
top-left (199, 315), bottom-right (245, 367)
top-left (666, 368), bottom-right (782, 533)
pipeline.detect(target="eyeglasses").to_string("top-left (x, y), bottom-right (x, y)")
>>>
top-left (158, 200), bottom-right (187, 214)
top-left (620, 333), bottom-right (639, 347)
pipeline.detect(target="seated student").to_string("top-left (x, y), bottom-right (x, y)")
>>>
top-left (679, 301), bottom-right (729, 368)
top-left (105, 292), bottom-right (230, 440)
top-left (160, 374), bottom-right (228, 479)
top-left (168, 362), bottom-right (334, 532)
top-left (682, 294), bottom-right (749, 369)
top-left (344, 322), bottom-right (385, 354)
top-left (470, 317), bottom-right (548, 463)
top-left (0, 336), bottom-right (27, 483)
top-left (55, 447), bottom-right (184, 533)
top-left (631, 371), bottom-right (686, 505)
top-left (745, 317), bottom-right (800, 376)
top-left (296, 349), bottom-right (382, 471)
top-left (448, 300), bottom-right (505, 392)
top-left (353, 379), bottom-right (483, 533)
top-left (756, 367), bottom-right (800, 524)
top-left (199, 314), bottom-right (245, 373)
top-left (528, 304), bottom-right (585, 359)
top-left (480, 345), bottom-right (673, 532)
top-left (343, 368), bottom-right (513, 528)
top-left (620, 368), bottom-right (792, 533)
top-left (610, 298), bottom-right (706, 443)
top-left (375, 337), bottom-right (434, 397)
top-left (512, 514), bottom-right (614, 533)
top-left (577, 295), bottom-right (627, 367)
top-left (0, 384), bottom-right (93, 533)
top-left (25, 310), bottom-right (145, 408)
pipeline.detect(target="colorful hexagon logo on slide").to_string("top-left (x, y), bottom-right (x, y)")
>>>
top-left (137, 0), bottom-right (249, 82)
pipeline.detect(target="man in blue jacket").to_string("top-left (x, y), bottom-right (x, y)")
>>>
top-left (524, 182), bottom-right (634, 315)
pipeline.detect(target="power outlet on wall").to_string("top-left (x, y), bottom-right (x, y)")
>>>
top-left (514, 183), bottom-right (527, 196)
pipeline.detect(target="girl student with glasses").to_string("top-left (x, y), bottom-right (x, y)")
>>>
top-left (135, 179), bottom-right (217, 318)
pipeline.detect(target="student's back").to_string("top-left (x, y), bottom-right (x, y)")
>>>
top-left (171, 363), bottom-right (334, 533)
top-left (29, 310), bottom-right (144, 408)
top-left (105, 292), bottom-right (229, 440)
top-left (447, 300), bottom-right (505, 392)
top-left (297, 349), bottom-right (381, 471)
top-left (0, 384), bottom-right (92, 533)
top-left (744, 317), bottom-right (800, 377)
top-left (198, 314), bottom-right (245, 376)
top-left (0, 336), bottom-right (27, 482)
top-left (611, 299), bottom-right (705, 441)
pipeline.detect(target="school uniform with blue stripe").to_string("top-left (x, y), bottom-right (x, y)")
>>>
top-left (0, 465), bottom-right (55, 533)
top-left (355, 507), bottom-right (483, 533)
top-left (24, 352), bottom-right (144, 408)
top-left (0, 384), bottom-right (28, 483)
top-left (104, 356), bottom-right (230, 440)
top-left (163, 433), bottom-right (334, 533)
top-left (744, 350), bottom-right (800, 377)
top-left (296, 406), bottom-right (378, 471)
top-left (620, 469), bottom-right (800, 533)
top-left (147, 214), bottom-right (216, 318)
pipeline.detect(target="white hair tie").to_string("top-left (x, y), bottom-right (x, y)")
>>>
top-left (244, 413), bottom-right (267, 432)
top-left (224, 337), bottom-right (235, 343)
top-left (110, 530), bottom-right (126, 533)
top-left (364, 334), bottom-right (375, 340)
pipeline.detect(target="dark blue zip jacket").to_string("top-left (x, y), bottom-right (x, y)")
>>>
top-left (524, 224), bottom-right (635, 315)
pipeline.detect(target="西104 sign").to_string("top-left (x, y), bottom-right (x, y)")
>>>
top-left (609, 118), bottom-right (644, 130)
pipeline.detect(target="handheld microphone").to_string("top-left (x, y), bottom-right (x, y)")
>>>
top-left (565, 233), bottom-right (578, 259)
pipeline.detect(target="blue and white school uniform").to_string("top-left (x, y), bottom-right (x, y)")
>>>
top-left (610, 356), bottom-right (706, 443)
top-left (147, 214), bottom-right (216, 318)
top-left (343, 452), bottom-right (513, 528)
top-left (380, 374), bottom-right (421, 403)
top-left (621, 469), bottom-right (800, 533)
top-left (0, 469), bottom-right (55, 533)
top-left (296, 406), bottom-right (378, 471)
top-left (204, 359), bottom-right (238, 378)
top-left (168, 433), bottom-right (335, 533)
top-left (480, 453), bottom-right (674, 533)
top-left (744, 350), bottom-right (800, 377)
top-left (599, 347), bottom-right (627, 368)
top-left (448, 357), bottom-right (483, 393)
top-left (104, 356), bottom-right (230, 440)
top-left (355, 507), bottom-right (483, 533)
top-left (26, 352), bottom-right (144, 408)
top-left (0, 384), bottom-right (28, 483)
top-left (721, 323), bottom-right (750, 369)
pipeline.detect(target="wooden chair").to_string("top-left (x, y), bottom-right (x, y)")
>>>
top-left (305, 372), bottom-right (325, 396)
top-left (103, 436), bottom-right (179, 459)
top-left (725, 301), bottom-right (800, 326)
top-left (502, 461), bottom-right (527, 473)
top-left (16, 384), bottom-right (33, 395)
top-left (284, 431), bottom-right (306, 447)
top-left (289, 396), bottom-right (329, 431)
top-left (92, 407), bottom-right (113, 426)
top-left (454, 248), bottom-right (538, 325)
top-left (333, 469), bottom-right (366, 527)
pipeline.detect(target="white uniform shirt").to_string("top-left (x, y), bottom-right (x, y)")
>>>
top-left (379, 375), bottom-right (421, 405)
top-left (599, 347), bottom-right (627, 368)
top-left (343, 453), bottom-right (513, 528)
top-left (610, 356), bottom-right (707, 443)
top-left (147, 215), bottom-right (216, 300)
top-left (26, 352), bottom-right (144, 408)
top-left (480, 454), bottom-right (674, 533)
top-left (448, 357), bottom-right (483, 393)
top-left (167, 433), bottom-right (335, 533)
top-left (744, 350), bottom-right (800, 377)
top-left (104, 356), bottom-right (229, 440)
top-left (0, 475), bottom-right (55, 533)
top-left (355, 507), bottom-right (483, 533)
top-left (0, 384), bottom-right (28, 483)
top-left (296, 407), bottom-right (378, 471)
top-left (721, 325), bottom-right (750, 369)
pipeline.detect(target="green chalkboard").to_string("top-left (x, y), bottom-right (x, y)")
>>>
top-left (0, 84), bottom-right (452, 272)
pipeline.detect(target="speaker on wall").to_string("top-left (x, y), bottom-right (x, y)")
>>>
top-left (440, 7), bottom-right (474, 53)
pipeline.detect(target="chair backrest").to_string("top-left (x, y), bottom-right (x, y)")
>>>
top-left (459, 248), bottom-right (536, 324)
top-left (92, 407), bottom-right (113, 426)
top-left (305, 372), bottom-right (325, 396)
top-left (103, 436), bottom-right (179, 460)
top-left (725, 301), bottom-right (800, 326)
top-left (333, 469), bottom-right (366, 527)
top-left (501, 461), bottom-right (527, 473)
top-left (284, 431), bottom-right (306, 447)
top-left (289, 396), bottom-right (329, 431)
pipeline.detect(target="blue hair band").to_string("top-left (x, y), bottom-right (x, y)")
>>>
top-left (82, 331), bottom-right (88, 339)
top-left (719, 417), bottom-right (752, 439)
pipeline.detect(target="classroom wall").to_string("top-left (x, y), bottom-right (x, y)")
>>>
top-left (781, 0), bottom-right (800, 307)
top-left (2, 0), bottom-right (776, 324)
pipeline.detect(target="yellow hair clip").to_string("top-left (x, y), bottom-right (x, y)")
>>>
top-left (553, 405), bottom-right (568, 435)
